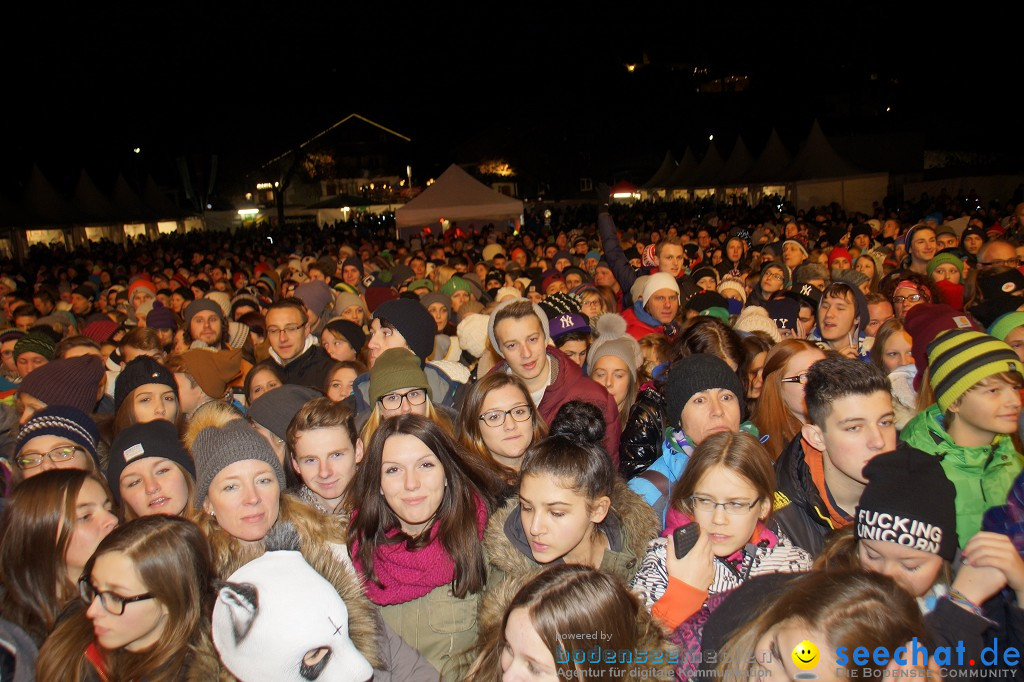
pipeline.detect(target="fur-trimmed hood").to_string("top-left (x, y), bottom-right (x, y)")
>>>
top-left (478, 476), bottom-right (658, 641)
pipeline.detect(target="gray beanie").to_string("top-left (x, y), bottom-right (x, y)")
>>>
top-left (486, 297), bottom-right (552, 358)
top-left (193, 420), bottom-right (286, 507)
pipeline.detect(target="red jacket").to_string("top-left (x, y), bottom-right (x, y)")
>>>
top-left (622, 307), bottom-right (664, 340)
top-left (491, 346), bottom-right (621, 467)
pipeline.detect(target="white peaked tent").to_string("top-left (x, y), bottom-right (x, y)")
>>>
top-left (395, 164), bottom-right (523, 232)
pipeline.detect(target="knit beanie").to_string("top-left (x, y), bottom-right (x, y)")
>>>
top-left (419, 291), bottom-right (452, 319)
top-left (128, 278), bottom-right (156, 299)
top-left (641, 272), bottom-right (680, 307)
top-left (732, 306), bottom-right (782, 343)
top-left (373, 299), bottom-right (437, 362)
top-left (926, 252), bottom-right (966, 279)
top-left (81, 319), bottom-right (119, 344)
top-left (685, 291), bottom-right (730, 315)
top-left (368, 348), bottom-right (431, 405)
top-left (588, 314), bottom-right (643, 376)
top-left (717, 279), bottom-right (747, 303)
top-left (904, 303), bottom-right (981, 390)
top-left (495, 286), bottom-right (520, 302)
top-left (487, 298), bottom-right (552, 358)
top-left (183, 299), bottom-right (223, 328)
top-left (989, 312), bottom-right (1024, 342)
top-left (833, 269), bottom-right (869, 290)
top-left (689, 266), bottom-right (720, 288)
top-left (294, 281), bottom-right (332, 318)
top-left (960, 225), bottom-right (987, 248)
top-left (782, 239), bottom-right (808, 259)
top-left (927, 329), bottom-right (1023, 412)
top-left (827, 247), bottom-right (853, 267)
top-left (664, 353), bottom-right (746, 425)
top-left (115, 356), bottom-right (179, 411)
top-left (206, 292), bottom-right (232, 318)
top-left (763, 297), bottom-right (800, 333)
top-left (19, 354), bottom-right (104, 414)
top-left (323, 319), bottom-right (366, 354)
top-left (458, 313), bottom-right (491, 358)
top-left (440, 276), bottom-right (472, 297)
top-left (540, 271), bottom-right (565, 294)
top-left (226, 320), bottom-right (249, 350)
top-left (16, 405), bottom-right (99, 466)
top-left (855, 444), bottom-right (958, 561)
top-left (363, 286), bottom-right (398, 314)
top-left (192, 420), bottom-right (286, 507)
top-left (792, 262), bottom-right (828, 286)
top-left (342, 256), bottom-right (364, 278)
top-left (247, 384), bottom-right (321, 440)
top-left (539, 292), bottom-right (582, 318)
top-left (408, 278), bottom-right (433, 292)
top-left (180, 348), bottom-right (242, 399)
top-left (107, 420), bottom-right (196, 505)
top-left (333, 292), bottom-right (366, 318)
top-left (13, 330), bottom-right (56, 361)
top-left (761, 260), bottom-right (791, 287)
top-left (145, 301), bottom-right (177, 331)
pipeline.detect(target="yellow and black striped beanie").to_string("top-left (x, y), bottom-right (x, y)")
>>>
top-left (927, 329), bottom-right (1023, 411)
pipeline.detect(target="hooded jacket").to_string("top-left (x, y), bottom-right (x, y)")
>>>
top-left (622, 299), bottom-right (672, 339)
top-left (620, 387), bottom-right (668, 479)
top-left (901, 404), bottom-right (1024, 547)
top-left (477, 477), bottom-right (659, 642)
top-left (490, 346), bottom-right (621, 466)
top-left (773, 433), bottom-right (851, 556)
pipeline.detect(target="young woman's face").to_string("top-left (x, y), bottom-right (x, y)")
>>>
top-left (858, 539), bottom-right (943, 597)
top-left (120, 458), bottom-right (190, 518)
top-left (590, 355), bottom-right (630, 409)
top-left (855, 256), bottom-right (876, 280)
top-left (326, 366), bottom-right (359, 402)
top-left (320, 329), bottom-right (356, 362)
top-left (204, 459), bottom-right (281, 542)
top-left (18, 434), bottom-right (93, 479)
top-left (761, 267), bottom-right (785, 294)
top-left (892, 285), bottom-right (925, 320)
top-left (380, 433), bottom-right (446, 536)
top-left (909, 229), bottom-right (937, 263)
top-left (247, 368), bottom-right (281, 403)
top-left (478, 384), bottom-right (534, 466)
top-left (340, 304), bottom-right (365, 325)
top-left (880, 331), bottom-right (913, 372)
top-left (950, 376), bottom-right (1022, 440)
top-left (131, 383), bottom-right (179, 424)
top-left (780, 349), bottom-right (826, 422)
top-left (689, 464), bottom-right (769, 558)
top-left (930, 263), bottom-right (961, 285)
top-left (377, 386), bottom-right (429, 418)
top-left (680, 388), bottom-right (742, 445)
top-left (746, 352), bottom-right (767, 400)
top-left (291, 427), bottom-right (363, 508)
top-left (65, 479), bottom-right (118, 580)
top-left (518, 473), bottom-right (608, 566)
top-left (426, 302), bottom-right (449, 331)
top-left (500, 606), bottom-right (558, 681)
top-left (1005, 326), bottom-right (1024, 363)
top-left (86, 550), bottom-right (169, 653)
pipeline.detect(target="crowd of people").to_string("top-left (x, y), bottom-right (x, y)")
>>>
top-left (1, 190), bottom-right (1024, 680)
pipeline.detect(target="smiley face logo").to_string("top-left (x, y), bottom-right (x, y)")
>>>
top-left (792, 640), bottom-right (820, 670)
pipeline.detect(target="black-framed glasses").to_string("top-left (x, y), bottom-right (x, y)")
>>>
top-left (980, 257), bottom-right (1021, 269)
top-left (378, 388), bottom-right (428, 411)
top-left (78, 577), bottom-right (155, 615)
top-left (780, 374), bottom-right (810, 385)
top-left (892, 293), bottom-right (925, 305)
top-left (267, 323), bottom-right (304, 335)
top-left (479, 405), bottom-right (532, 428)
top-left (16, 445), bottom-right (85, 470)
top-left (689, 495), bottom-right (761, 515)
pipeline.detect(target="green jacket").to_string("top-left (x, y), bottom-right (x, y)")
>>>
top-left (901, 404), bottom-right (1024, 547)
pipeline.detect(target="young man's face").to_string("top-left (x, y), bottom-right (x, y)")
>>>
top-left (865, 301), bottom-right (894, 337)
top-left (265, 306), bottom-right (309, 361)
top-left (817, 294), bottom-right (857, 343)
top-left (494, 315), bottom-right (549, 383)
top-left (657, 244), bottom-right (685, 278)
top-left (806, 390), bottom-right (896, 486)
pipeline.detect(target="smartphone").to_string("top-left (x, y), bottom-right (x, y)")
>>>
top-left (673, 525), bottom-right (700, 559)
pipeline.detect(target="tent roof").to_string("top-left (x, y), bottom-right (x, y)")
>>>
top-left (73, 170), bottom-right (121, 223)
top-left (641, 150), bottom-right (677, 189)
top-left (689, 142), bottom-right (725, 188)
top-left (744, 129), bottom-right (792, 183)
top-left (717, 137), bottom-right (754, 185)
top-left (395, 164), bottom-right (522, 228)
top-left (784, 120), bottom-right (861, 180)
top-left (23, 164), bottom-right (78, 226)
top-left (665, 148), bottom-right (699, 189)
top-left (143, 176), bottom-right (190, 220)
top-left (111, 174), bottom-right (157, 222)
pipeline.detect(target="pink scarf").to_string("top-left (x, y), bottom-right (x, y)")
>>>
top-left (352, 496), bottom-right (488, 606)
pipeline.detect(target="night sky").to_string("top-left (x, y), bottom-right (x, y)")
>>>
top-left (5, 3), bottom-right (1020, 193)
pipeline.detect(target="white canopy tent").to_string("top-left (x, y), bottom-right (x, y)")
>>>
top-left (395, 164), bottom-right (522, 235)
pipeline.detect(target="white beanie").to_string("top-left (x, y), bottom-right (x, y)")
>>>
top-left (495, 287), bottom-right (521, 303)
top-left (642, 272), bottom-right (680, 307)
top-left (733, 305), bottom-right (782, 343)
top-left (717, 279), bottom-right (747, 303)
top-left (458, 313), bottom-right (491, 358)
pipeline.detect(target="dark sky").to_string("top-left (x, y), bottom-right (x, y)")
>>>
top-left (5, 3), bottom-right (1020, 191)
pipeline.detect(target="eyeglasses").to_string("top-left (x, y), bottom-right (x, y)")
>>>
top-left (79, 577), bottom-right (155, 615)
top-left (689, 495), bottom-right (761, 515)
top-left (980, 257), bottom-right (1021, 269)
top-left (479, 405), bottom-right (532, 428)
top-left (780, 374), bottom-right (810, 385)
top-left (892, 294), bottom-right (925, 305)
top-left (16, 445), bottom-right (85, 470)
top-left (764, 272), bottom-right (784, 282)
top-left (267, 323), bottom-right (304, 335)
top-left (378, 388), bottom-right (428, 411)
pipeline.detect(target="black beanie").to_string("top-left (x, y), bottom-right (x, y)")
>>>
top-left (107, 420), bottom-right (196, 506)
top-left (115, 356), bottom-right (179, 411)
top-left (373, 299), bottom-right (437, 363)
top-left (855, 444), bottom-right (958, 561)
top-left (323, 319), bottom-right (366, 355)
top-left (663, 353), bottom-right (746, 425)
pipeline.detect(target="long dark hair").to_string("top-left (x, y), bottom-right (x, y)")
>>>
top-left (347, 414), bottom-right (501, 598)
